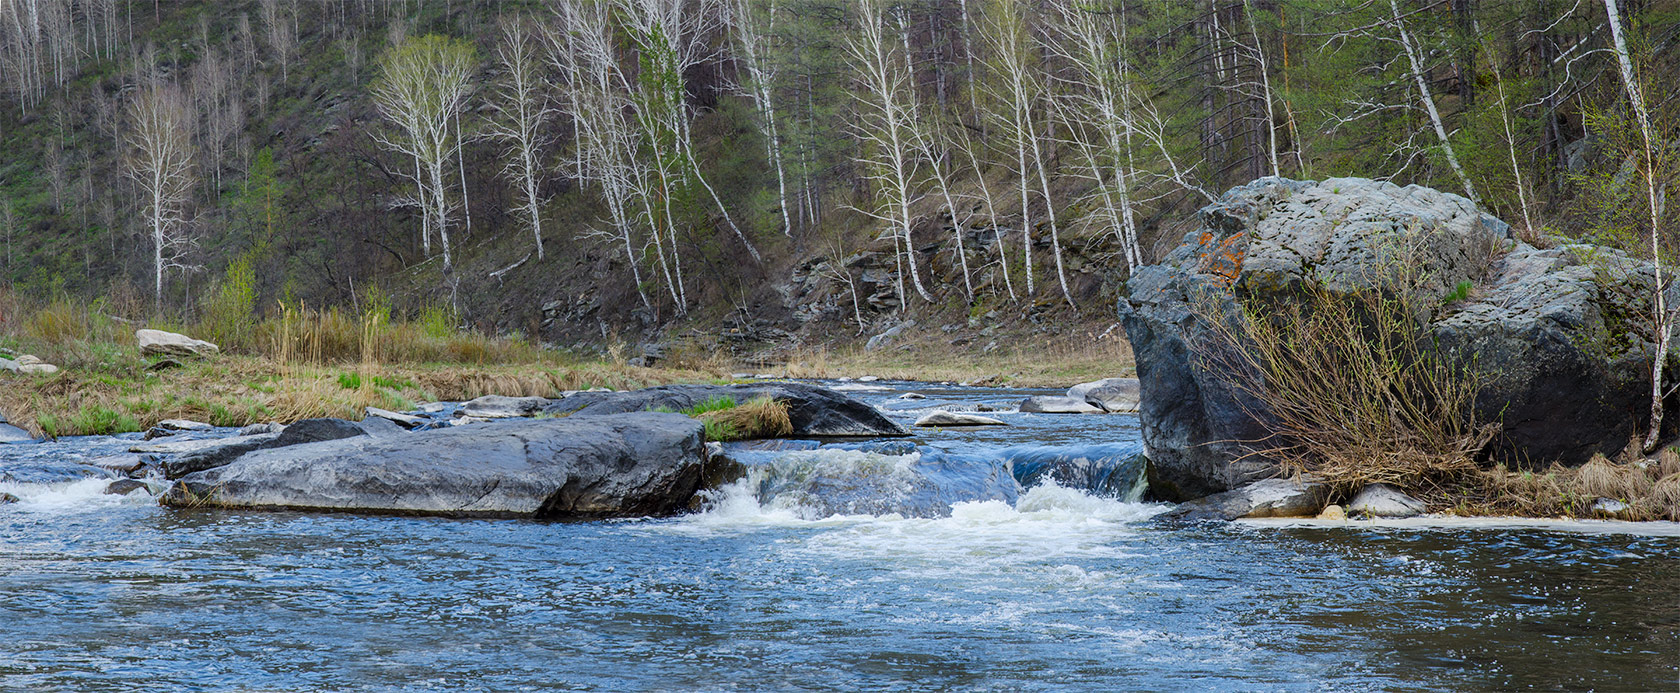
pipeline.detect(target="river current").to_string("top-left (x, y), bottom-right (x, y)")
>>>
top-left (2, 381), bottom-right (1676, 691)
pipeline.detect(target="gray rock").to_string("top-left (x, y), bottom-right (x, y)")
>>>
top-left (1120, 177), bottom-right (1672, 500)
top-left (134, 433), bottom-right (279, 455)
top-left (1590, 497), bottom-right (1633, 519)
top-left (416, 402), bottom-right (449, 414)
top-left (18, 363), bottom-right (58, 375)
top-left (162, 413), bottom-right (708, 519)
top-left (136, 329), bottom-right (220, 358)
top-left (86, 454), bottom-right (147, 474)
top-left (236, 422), bottom-right (285, 436)
top-left (1069, 378), bottom-right (1141, 413)
top-left (865, 321), bottom-right (914, 352)
top-left (161, 434), bottom-right (282, 479)
top-left (365, 406), bottom-right (425, 429)
top-left (1347, 483), bottom-right (1428, 518)
top-left (460, 395), bottom-right (550, 419)
top-left (358, 415), bottom-right (407, 438)
top-left (15, 355), bottom-right (41, 365)
top-left (1019, 396), bottom-right (1104, 414)
top-left (857, 375), bottom-right (881, 383)
top-left (1158, 477), bottom-right (1329, 521)
top-left (158, 419), bottom-right (213, 432)
top-left (913, 411), bottom-right (1007, 427)
top-left (545, 383), bottom-right (908, 438)
top-left (0, 357), bottom-right (17, 372)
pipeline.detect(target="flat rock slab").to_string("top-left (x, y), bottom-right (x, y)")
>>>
top-left (365, 406), bottom-right (425, 428)
top-left (133, 433), bottom-right (278, 455)
top-left (1158, 478), bottom-right (1328, 521)
top-left (914, 411), bottom-right (1007, 427)
top-left (545, 383), bottom-right (908, 438)
top-left (1019, 396), bottom-right (1104, 414)
top-left (162, 413), bottom-right (707, 519)
top-left (460, 395), bottom-right (550, 419)
top-left (137, 329), bottom-right (220, 358)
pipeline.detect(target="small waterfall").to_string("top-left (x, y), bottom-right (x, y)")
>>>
top-left (1002, 443), bottom-right (1150, 502)
top-left (707, 445), bottom-right (1017, 519)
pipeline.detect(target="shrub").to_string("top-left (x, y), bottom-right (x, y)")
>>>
top-left (1189, 252), bottom-right (1496, 495)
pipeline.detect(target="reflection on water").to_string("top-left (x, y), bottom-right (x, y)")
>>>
top-left (1, 380), bottom-right (1676, 691)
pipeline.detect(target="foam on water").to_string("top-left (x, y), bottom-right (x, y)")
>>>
top-left (0, 477), bottom-right (152, 512)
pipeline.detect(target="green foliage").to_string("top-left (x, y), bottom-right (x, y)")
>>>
top-left (1442, 280), bottom-right (1473, 304)
top-left (39, 405), bottom-right (141, 438)
top-left (337, 372), bottom-right (363, 389)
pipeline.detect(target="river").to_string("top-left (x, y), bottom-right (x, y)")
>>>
top-left (2, 380), bottom-right (1676, 691)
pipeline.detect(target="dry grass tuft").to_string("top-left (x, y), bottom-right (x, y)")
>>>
top-left (698, 396), bottom-right (794, 441)
top-left (1450, 456), bottom-right (1680, 521)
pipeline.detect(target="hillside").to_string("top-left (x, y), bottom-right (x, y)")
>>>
top-left (0, 0), bottom-right (1675, 366)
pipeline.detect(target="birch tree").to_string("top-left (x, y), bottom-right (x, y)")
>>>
top-left (1389, 0), bottom-right (1477, 204)
top-left (727, 0), bottom-right (793, 237)
top-left (484, 16), bottom-right (554, 260)
top-left (1601, 0), bottom-right (1677, 452)
top-left (369, 35), bottom-right (476, 279)
top-left (124, 81), bottom-right (198, 308)
top-left (843, 0), bottom-right (933, 307)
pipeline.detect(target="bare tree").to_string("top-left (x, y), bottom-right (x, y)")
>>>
top-left (124, 81), bottom-right (198, 308)
top-left (1388, 0), bottom-right (1477, 204)
top-left (727, 0), bottom-right (793, 237)
top-left (259, 0), bottom-right (297, 82)
top-left (369, 34), bottom-right (476, 284)
top-left (843, 0), bottom-right (933, 307)
top-left (484, 15), bottom-right (554, 260)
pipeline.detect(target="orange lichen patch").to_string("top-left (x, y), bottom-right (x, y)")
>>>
top-left (1195, 232), bottom-right (1248, 285)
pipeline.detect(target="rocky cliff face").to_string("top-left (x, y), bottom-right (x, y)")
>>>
top-left (1120, 177), bottom-right (1676, 501)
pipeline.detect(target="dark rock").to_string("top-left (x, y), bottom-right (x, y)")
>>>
top-left (86, 454), bottom-right (147, 475)
top-left (365, 406), bottom-right (425, 428)
top-left (162, 413), bottom-right (708, 519)
top-left (104, 479), bottom-right (150, 496)
top-left (1019, 396), bottom-right (1103, 414)
top-left (0, 492), bottom-right (17, 504)
top-left (162, 434), bottom-right (281, 479)
top-left (1121, 177), bottom-right (1674, 499)
top-left (865, 321), bottom-right (914, 352)
top-left (269, 418), bottom-right (368, 448)
top-left (1157, 478), bottom-right (1328, 521)
top-left (146, 358), bottom-right (184, 372)
top-left (544, 383), bottom-right (908, 438)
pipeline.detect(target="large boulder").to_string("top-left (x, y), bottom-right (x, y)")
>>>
top-left (1120, 177), bottom-right (1673, 501)
top-left (1069, 378), bottom-right (1141, 413)
top-left (137, 329), bottom-right (220, 358)
top-left (161, 418), bottom-right (369, 479)
top-left (544, 383), bottom-right (908, 437)
top-left (460, 395), bottom-right (550, 419)
top-left (162, 413), bottom-right (708, 519)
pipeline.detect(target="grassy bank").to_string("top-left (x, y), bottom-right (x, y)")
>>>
top-left (0, 292), bottom-right (722, 437)
top-left (769, 333), bottom-right (1134, 389)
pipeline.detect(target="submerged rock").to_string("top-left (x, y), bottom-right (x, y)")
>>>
top-left (1347, 483), bottom-right (1428, 518)
top-left (0, 492), bottom-right (17, 504)
top-left (1157, 478), bottom-right (1328, 521)
top-left (162, 413), bottom-right (707, 519)
top-left (545, 383), bottom-right (908, 437)
top-left (1019, 396), bottom-right (1103, 414)
top-left (1121, 177), bottom-right (1674, 500)
top-left (913, 411), bottom-right (1006, 427)
top-left (721, 447), bottom-right (1017, 519)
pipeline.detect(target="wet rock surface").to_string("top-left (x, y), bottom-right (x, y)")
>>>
top-left (162, 413), bottom-right (708, 519)
top-left (545, 383), bottom-right (908, 437)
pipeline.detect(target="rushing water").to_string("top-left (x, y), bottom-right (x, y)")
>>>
top-left (2, 381), bottom-right (1676, 691)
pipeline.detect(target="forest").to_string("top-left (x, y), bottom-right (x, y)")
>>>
top-left (0, 0), bottom-right (1675, 349)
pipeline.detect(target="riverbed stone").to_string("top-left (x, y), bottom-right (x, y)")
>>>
top-left (913, 411), bottom-right (1006, 427)
top-left (1019, 396), bottom-right (1104, 414)
top-left (158, 419), bottom-right (213, 432)
top-left (1068, 378), bottom-right (1140, 413)
top-left (104, 479), bottom-right (150, 496)
top-left (1347, 483), bottom-right (1428, 518)
top-left (1121, 176), bottom-right (1675, 501)
top-left (1316, 504), bottom-right (1347, 521)
top-left (162, 413), bottom-right (709, 519)
top-left (544, 383), bottom-right (908, 438)
top-left (1157, 477), bottom-right (1328, 521)
top-left (136, 329), bottom-right (220, 358)
top-left (365, 406), bottom-right (425, 429)
top-left (460, 395), bottom-right (550, 419)
top-left (0, 492), bottom-right (17, 504)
